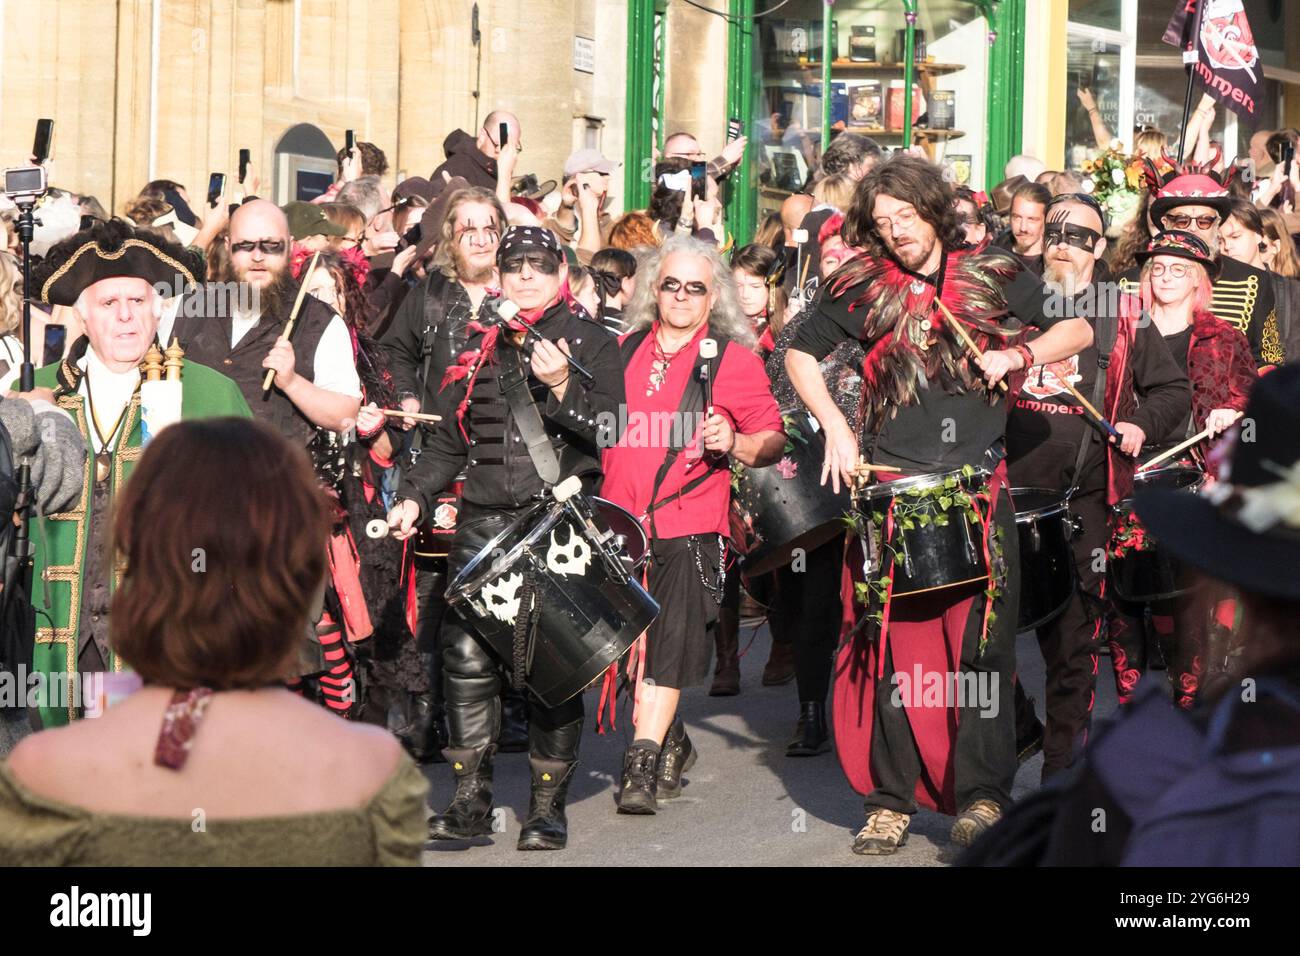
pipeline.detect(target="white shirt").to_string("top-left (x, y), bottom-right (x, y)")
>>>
top-left (228, 304), bottom-right (362, 399)
top-left (79, 346), bottom-right (141, 454)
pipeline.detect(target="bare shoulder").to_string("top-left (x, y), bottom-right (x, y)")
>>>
top-left (255, 694), bottom-right (403, 781)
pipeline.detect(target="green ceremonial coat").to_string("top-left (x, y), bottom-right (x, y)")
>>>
top-left (27, 352), bottom-right (250, 727)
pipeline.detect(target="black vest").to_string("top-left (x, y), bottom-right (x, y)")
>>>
top-left (174, 289), bottom-right (334, 447)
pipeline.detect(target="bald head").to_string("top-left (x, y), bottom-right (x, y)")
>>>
top-left (478, 111), bottom-right (522, 160)
top-left (228, 200), bottom-right (290, 289)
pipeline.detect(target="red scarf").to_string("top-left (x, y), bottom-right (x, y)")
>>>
top-left (442, 292), bottom-right (560, 443)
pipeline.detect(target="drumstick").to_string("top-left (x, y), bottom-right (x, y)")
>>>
top-left (1137, 424), bottom-right (1216, 473)
top-left (699, 339), bottom-right (717, 416)
top-left (1057, 378), bottom-right (1124, 444)
top-left (262, 251), bottom-right (321, 396)
top-left (932, 299), bottom-right (1008, 394)
top-left (376, 408), bottom-right (442, 424)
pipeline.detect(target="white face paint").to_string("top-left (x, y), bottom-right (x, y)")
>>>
top-left (546, 524), bottom-right (592, 578)
top-left (482, 572), bottom-right (523, 625)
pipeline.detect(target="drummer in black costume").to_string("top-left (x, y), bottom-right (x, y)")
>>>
top-left (380, 185), bottom-right (506, 760)
top-left (764, 213), bottom-right (867, 755)
top-left (387, 225), bottom-right (625, 851)
top-left (1006, 194), bottom-right (1190, 781)
top-left (784, 156), bottom-right (1095, 856)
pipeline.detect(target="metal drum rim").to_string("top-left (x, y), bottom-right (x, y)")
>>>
top-left (445, 499), bottom-right (558, 608)
top-left (1010, 486), bottom-right (1070, 522)
top-left (856, 466), bottom-right (990, 502)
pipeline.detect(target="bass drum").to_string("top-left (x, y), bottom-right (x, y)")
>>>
top-left (1011, 488), bottom-right (1075, 630)
top-left (446, 495), bottom-right (657, 707)
top-left (1109, 463), bottom-right (1205, 603)
top-left (731, 409), bottom-right (852, 577)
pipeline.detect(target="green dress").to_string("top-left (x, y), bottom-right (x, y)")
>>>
top-left (27, 354), bottom-right (251, 727)
top-left (0, 755), bottom-right (430, 866)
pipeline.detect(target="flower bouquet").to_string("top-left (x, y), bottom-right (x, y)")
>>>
top-left (1080, 144), bottom-right (1145, 237)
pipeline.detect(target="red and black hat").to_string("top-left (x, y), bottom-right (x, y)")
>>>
top-left (1142, 150), bottom-right (1235, 226)
top-left (1135, 229), bottom-right (1221, 282)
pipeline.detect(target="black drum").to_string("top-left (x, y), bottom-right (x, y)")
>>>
top-left (1011, 488), bottom-right (1075, 630)
top-left (731, 409), bottom-right (852, 576)
top-left (446, 492), bottom-right (658, 707)
top-left (1109, 463), bottom-right (1205, 603)
top-left (855, 468), bottom-right (990, 597)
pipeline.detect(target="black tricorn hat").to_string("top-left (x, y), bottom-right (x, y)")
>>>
top-left (1135, 365), bottom-right (1300, 602)
top-left (33, 217), bottom-right (201, 307)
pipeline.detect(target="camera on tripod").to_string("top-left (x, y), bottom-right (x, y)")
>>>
top-left (3, 165), bottom-right (48, 205)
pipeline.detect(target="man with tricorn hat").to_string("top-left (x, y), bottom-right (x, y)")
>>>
top-left (24, 218), bottom-right (251, 728)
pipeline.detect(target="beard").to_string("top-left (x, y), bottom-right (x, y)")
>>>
top-left (1043, 258), bottom-right (1084, 295)
top-left (251, 268), bottom-right (299, 324)
top-left (453, 245), bottom-right (495, 284)
top-left (888, 235), bottom-right (935, 272)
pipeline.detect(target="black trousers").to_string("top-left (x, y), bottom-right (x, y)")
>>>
top-left (866, 492), bottom-right (1019, 815)
top-left (441, 503), bottom-right (583, 762)
top-left (1034, 485), bottom-right (1107, 778)
top-left (767, 534), bottom-right (843, 705)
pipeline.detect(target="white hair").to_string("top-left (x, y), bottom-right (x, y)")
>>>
top-left (1004, 154), bottom-right (1046, 183)
top-left (623, 234), bottom-right (755, 348)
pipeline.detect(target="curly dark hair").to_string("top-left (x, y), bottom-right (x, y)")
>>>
top-left (648, 157), bottom-right (693, 226)
top-left (843, 155), bottom-right (965, 259)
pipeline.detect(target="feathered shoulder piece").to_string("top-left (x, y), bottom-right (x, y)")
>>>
top-left (824, 247), bottom-right (1021, 424)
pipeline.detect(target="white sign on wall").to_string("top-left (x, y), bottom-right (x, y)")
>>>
top-left (574, 36), bottom-right (595, 74)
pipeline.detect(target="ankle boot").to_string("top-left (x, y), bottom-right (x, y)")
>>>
top-left (517, 758), bottom-right (577, 850)
top-left (428, 745), bottom-right (496, 840)
top-left (656, 717), bottom-right (698, 799)
top-left (761, 638), bottom-right (797, 686)
top-left (616, 744), bottom-right (659, 814)
top-left (786, 701), bottom-right (830, 757)
top-left (498, 687), bottom-right (530, 753)
top-left (709, 610), bottom-right (741, 697)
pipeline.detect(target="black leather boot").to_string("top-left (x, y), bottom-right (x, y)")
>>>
top-left (786, 701), bottom-right (830, 757)
top-left (398, 692), bottom-right (448, 764)
top-left (616, 745), bottom-right (659, 814)
top-left (517, 758), bottom-right (577, 850)
top-left (428, 745), bottom-right (496, 840)
top-left (498, 687), bottom-right (530, 752)
top-left (709, 609), bottom-right (741, 697)
top-left (656, 717), bottom-right (697, 799)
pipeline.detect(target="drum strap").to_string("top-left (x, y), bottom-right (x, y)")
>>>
top-left (498, 343), bottom-right (563, 486)
top-left (625, 328), bottom-right (731, 549)
top-left (1066, 308), bottom-right (1118, 499)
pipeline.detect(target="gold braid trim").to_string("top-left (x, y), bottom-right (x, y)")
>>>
top-left (40, 238), bottom-right (196, 304)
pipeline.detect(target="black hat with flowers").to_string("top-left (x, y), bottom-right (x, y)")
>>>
top-left (1135, 365), bottom-right (1300, 601)
top-left (1134, 229), bottom-right (1221, 282)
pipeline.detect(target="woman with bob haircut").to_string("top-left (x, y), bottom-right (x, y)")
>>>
top-left (0, 419), bottom-right (429, 865)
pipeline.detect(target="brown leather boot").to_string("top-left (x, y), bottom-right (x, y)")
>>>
top-left (761, 638), bottom-right (796, 687)
top-left (709, 607), bottom-right (741, 696)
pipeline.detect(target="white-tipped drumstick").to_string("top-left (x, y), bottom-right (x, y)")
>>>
top-left (699, 338), bottom-right (717, 416)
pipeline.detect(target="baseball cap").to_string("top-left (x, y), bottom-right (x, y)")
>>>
top-left (283, 201), bottom-right (348, 240)
top-left (563, 148), bottom-right (618, 179)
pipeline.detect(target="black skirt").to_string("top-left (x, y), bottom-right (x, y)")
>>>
top-left (644, 534), bottom-right (725, 689)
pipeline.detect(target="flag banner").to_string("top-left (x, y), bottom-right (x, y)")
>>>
top-left (1163, 0), bottom-right (1264, 127)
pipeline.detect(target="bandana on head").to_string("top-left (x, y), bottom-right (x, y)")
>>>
top-left (497, 225), bottom-right (564, 263)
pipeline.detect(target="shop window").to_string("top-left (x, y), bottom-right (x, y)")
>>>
top-left (751, 0), bottom-right (991, 222)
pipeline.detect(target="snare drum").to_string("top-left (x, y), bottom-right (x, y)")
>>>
top-left (1109, 463), bottom-right (1205, 603)
top-left (855, 468), bottom-right (990, 597)
top-left (1010, 488), bottom-right (1075, 630)
top-left (446, 494), bottom-right (657, 707)
top-left (731, 409), bottom-right (853, 577)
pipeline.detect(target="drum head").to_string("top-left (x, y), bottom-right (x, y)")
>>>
top-left (446, 500), bottom-right (558, 607)
top-left (1134, 464), bottom-right (1204, 492)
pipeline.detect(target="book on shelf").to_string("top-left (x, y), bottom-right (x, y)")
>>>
top-left (942, 154), bottom-right (972, 186)
top-left (846, 80), bottom-right (882, 129)
top-left (849, 25), bottom-right (875, 62)
top-left (885, 80), bottom-right (925, 131)
top-left (928, 89), bottom-right (956, 130)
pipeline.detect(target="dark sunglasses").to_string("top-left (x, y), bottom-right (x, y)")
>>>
top-left (500, 251), bottom-right (560, 275)
top-left (1164, 213), bottom-right (1219, 231)
top-left (231, 239), bottom-right (287, 255)
top-left (659, 277), bottom-right (710, 297)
